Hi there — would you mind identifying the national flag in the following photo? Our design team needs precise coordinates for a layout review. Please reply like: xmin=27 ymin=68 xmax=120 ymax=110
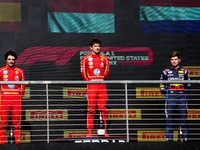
xmin=48 ymin=0 xmax=115 ymax=33
xmin=0 ymin=0 xmax=21 ymax=32
xmin=140 ymin=0 xmax=200 ymax=33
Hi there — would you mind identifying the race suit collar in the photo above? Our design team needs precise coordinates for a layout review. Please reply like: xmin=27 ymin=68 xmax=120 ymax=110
xmin=6 ymin=65 xmax=15 ymax=70
xmin=170 ymin=66 xmax=181 ymax=70
xmin=91 ymin=52 xmax=100 ymax=57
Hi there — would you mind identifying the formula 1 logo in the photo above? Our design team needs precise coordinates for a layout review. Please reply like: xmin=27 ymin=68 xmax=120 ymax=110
xmin=16 ymin=47 xmax=153 ymax=65
xmin=80 ymin=47 xmax=153 ymax=65
xmin=16 ymin=47 xmax=81 ymax=65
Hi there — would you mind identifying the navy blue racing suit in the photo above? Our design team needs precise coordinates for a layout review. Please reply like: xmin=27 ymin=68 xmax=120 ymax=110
xmin=160 ymin=66 xmax=190 ymax=142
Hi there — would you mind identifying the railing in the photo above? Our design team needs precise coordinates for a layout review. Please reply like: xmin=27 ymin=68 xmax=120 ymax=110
xmin=0 ymin=80 xmax=199 ymax=143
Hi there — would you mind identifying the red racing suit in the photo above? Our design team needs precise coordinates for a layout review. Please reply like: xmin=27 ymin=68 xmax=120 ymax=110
xmin=81 ymin=53 xmax=109 ymax=130
xmin=0 ymin=65 xmax=25 ymax=144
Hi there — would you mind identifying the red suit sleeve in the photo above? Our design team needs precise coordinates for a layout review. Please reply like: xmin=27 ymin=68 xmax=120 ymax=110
xmin=0 ymin=69 xmax=2 ymax=92
xmin=0 ymin=69 xmax=2 ymax=81
xmin=81 ymin=57 xmax=88 ymax=81
xmin=104 ymin=57 xmax=109 ymax=80
xmin=20 ymin=70 xmax=25 ymax=96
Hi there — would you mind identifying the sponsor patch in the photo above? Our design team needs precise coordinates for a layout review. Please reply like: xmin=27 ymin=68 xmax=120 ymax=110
xmin=3 ymin=75 xmax=8 ymax=78
xmin=89 ymin=66 xmax=93 ymax=69
xmin=3 ymin=70 xmax=8 ymax=74
xmin=100 ymin=62 xmax=104 ymax=68
xmin=8 ymin=85 xmax=15 ymax=88
xmin=63 ymin=87 xmax=87 ymax=99
xmin=94 ymin=69 xmax=100 ymax=75
xmin=178 ymin=71 xmax=184 ymax=73
xmin=136 ymin=87 xmax=165 ymax=98
xmin=26 ymin=109 xmax=68 ymax=121
xmin=88 ymin=57 xmax=93 ymax=61
xmin=64 ymin=131 xmax=97 ymax=138
xmin=182 ymin=66 xmax=200 ymax=77
xmin=15 ymin=75 xmax=19 ymax=81
xmin=22 ymin=87 xmax=31 ymax=99
xmin=187 ymin=109 xmax=200 ymax=120
xmin=89 ymin=62 xmax=93 ymax=65
xmin=168 ymin=71 xmax=172 ymax=74
xmin=106 ymin=109 xmax=141 ymax=120
xmin=137 ymin=130 xmax=178 ymax=142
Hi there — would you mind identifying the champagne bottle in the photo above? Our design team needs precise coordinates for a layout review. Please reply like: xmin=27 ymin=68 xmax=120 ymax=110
xmin=8 ymin=127 xmax=15 ymax=144
xmin=97 ymin=110 xmax=105 ymax=136
xmin=178 ymin=126 xmax=183 ymax=142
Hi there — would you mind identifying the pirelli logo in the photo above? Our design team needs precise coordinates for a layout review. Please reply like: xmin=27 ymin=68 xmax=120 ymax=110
xmin=137 ymin=131 xmax=178 ymax=142
xmin=26 ymin=109 xmax=68 ymax=121
xmin=64 ymin=131 xmax=97 ymax=138
xmin=136 ymin=87 xmax=165 ymax=98
xmin=187 ymin=109 xmax=200 ymax=120
xmin=63 ymin=87 xmax=87 ymax=99
xmin=105 ymin=109 xmax=141 ymax=120
xmin=183 ymin=66 xmax=200 ymax=77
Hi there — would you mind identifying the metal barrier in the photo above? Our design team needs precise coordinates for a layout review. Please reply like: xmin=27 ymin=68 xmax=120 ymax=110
xmin=0 ymin=80 xmax=199 ymax=143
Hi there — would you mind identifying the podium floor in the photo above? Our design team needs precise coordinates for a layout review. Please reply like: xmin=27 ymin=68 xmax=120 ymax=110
xmin=56 ymin=136 xmax=137 ymax=143
xmin=1 ymin=142 xmax=200 ymax=150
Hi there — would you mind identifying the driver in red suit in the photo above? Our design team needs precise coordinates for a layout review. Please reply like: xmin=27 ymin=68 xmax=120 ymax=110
xmin=81 ymin=38 xmax=109 ymax=137
xmin=0 ymin=51 xmax=25 ymax=144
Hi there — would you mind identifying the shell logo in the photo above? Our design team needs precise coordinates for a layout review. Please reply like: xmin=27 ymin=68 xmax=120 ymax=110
xmin=3 ymin=75 xmax=8 ymax=78
xmin=89 ymin=62 xmax=93 ymax=65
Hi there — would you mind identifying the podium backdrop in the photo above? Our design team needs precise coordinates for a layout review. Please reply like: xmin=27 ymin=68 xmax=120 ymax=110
xmin=0 ymin=0 xmax=200 ymax=143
